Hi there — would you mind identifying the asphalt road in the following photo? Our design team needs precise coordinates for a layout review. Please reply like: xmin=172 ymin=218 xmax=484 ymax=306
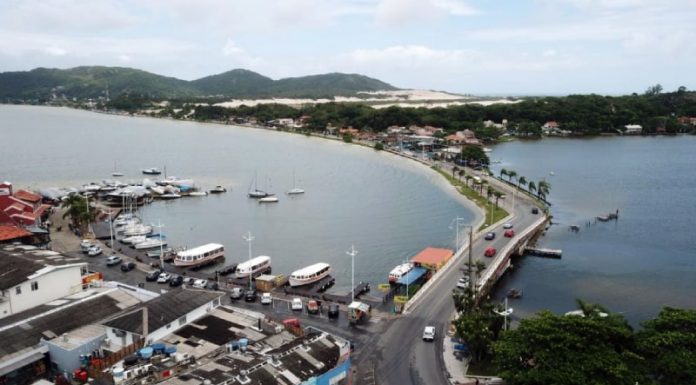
xmin=376 ymin=164 xmax=542 ymax=385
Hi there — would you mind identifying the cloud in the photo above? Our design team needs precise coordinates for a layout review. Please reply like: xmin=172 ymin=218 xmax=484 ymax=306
xmin=375 ymin=0 xmax=477 ymax=25
xmin=220 ymin=39 xmax=264 ymax=69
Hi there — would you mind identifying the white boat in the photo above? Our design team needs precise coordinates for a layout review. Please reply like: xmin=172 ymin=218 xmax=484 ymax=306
xmin=289 ymin=262 xmax=331 ymax=287
xmin=112 ymin=172 xmax=124 ymax=177
xmin=121 ymin=224 xmax=153 ymax=236
xmin=159 ymin=193 xmax=181 ymax=200
xmin=121 ymin=235 xmax=147 ymax=244
xmin=210 ymin=185 xmax=227 ymax=193
xmin=142 ymin=167 xmax=162 ymax=175
xmin=134 ymin=239 xmax=168 ymax=250
xmin=235 ymin=255 xmax=272 ymax=278
xmin=388 ymin=262 xmax=414 ymax=284
xmin=150 ymin=186 xmax=166 ymax=195
xmin=248 ymin=172 xmax=271 ymax=198
xmin=258 ymin=196 xmax=279 ymax=203
xmin=188 ymin=191 xmax=208 ymax=197
xmin=287 ymin=170 xmax=305 ymax=195
xmin=174 ymin=243 xmax=225 ymax=267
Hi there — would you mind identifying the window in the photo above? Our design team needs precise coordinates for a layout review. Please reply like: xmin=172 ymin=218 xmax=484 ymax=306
xmin=15 ymin=286 xmax=21 ymax=295
xmin=31 ymin=282 xmax=39 ymax=291
xmin=178 ymin=315 xmax=187 ymax=326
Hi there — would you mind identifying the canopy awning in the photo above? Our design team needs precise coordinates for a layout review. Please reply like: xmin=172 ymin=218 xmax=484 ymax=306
xmin=397 ymin=267 xmax=428 ymax=286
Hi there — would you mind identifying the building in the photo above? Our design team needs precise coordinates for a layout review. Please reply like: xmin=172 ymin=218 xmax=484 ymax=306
xmin=0 ymin=225 xmax=32 ymax=245
xmin=0 ymin=182 xmax=52 ymax=227
xmin=103 ymin=289 xmax=224 ymax=348
xmin=411 ymin=247 xmax=454 ymax=271
xmin=677 ymin=116 xmax=696 ymax=126
xmin=0 ymin=249 xmax=87 ymax=319
xmin=446 ymin=129 xmax=481 ymax=146
xmin=623 ymin=124 xmax=643 ymax=134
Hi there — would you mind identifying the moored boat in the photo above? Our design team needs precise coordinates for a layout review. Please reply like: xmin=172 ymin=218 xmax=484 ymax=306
xmin=210 ymin=185 xmax=227 ymax=193
xmin=235 ymin=255 xmax=272 ymax=278
xmin=258 ymin=196 xmax=279 ymax=203
xmin=134 ymin=238 xmax=168 ymax=250
xmin=142 ymin=167 xmax=162 ymax=175
xmin=174 ymin=243 xmax=225 ymax=267
xmin=388 ymin=262 xmax=414 ymax=284
xmin=159 ymin=193 xmax=181 ymax=200
xmin=188 ymin=191 xmax=208 ymax=197
xmin=289 ymin=262 xmax=331 ymax=287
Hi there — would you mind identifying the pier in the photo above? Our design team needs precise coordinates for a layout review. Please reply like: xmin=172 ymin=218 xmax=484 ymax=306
xmin=523 ymin=247 xmax=562 ymax=259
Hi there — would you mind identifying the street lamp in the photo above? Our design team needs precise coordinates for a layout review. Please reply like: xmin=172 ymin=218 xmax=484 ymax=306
xmin=155 ymin=220 xmax=165 ymax=269
xmin=449 ymin=216 xmax=466 ymax=252
xmin=493 ymin=297 xmax=514 ymax=331
xmin=243 ymin=231 xmax=255 ymax=290
xmin=346 ymin=245 xmax=358 ymax=303
xmin=450 ymin=217 xmax=475 ymax=294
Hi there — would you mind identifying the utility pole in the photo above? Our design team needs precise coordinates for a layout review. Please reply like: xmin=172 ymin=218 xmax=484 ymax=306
xmin=156 ymin=220 xmax=164 ymax=269
xmin=243 ymin=232 xmax=254 ymax=290
xmin=347 ymin=245 xmax=358 ymax=303
xmin=468 ymin=226 xmax=474 ymax=294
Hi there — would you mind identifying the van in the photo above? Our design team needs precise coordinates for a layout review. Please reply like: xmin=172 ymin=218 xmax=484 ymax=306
xmin=230 ymin=287 xmax=243 ymax=300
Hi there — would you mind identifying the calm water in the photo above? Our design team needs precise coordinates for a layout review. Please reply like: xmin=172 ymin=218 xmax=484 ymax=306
xmin=490 ymin=137 xmax=696 ymax=324
xmin=0 ymin=105 xmax=477 ymax=290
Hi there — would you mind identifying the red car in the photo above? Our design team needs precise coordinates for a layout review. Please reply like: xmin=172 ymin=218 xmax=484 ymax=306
xmin=504 ymin=230 xmax=515 ymax=238
xmin=484 ymin=247 xmax=497 ymax=257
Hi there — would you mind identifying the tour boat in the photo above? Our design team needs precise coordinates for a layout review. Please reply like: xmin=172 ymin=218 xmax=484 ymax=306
xmin=210 ymin=185 xmax=227 ymax=193
xmin=289 ymin=262 xmax=332 ymax=287
xmin=142 ymin=167 xmax=162 ymax=175
xmin=174 ymin=243 xmax=225 ymax=267
xmin=234 ymin=255 xmax=272 ymax=278
xmin=258 ymin=196 xmax=279 ymax=203
xmin=388 ymin=262 xmax=414 ymax=284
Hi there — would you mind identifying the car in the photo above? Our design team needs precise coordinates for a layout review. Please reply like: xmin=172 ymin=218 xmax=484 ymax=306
xmin=80 ymin=240 xmax=93 ymax=253
xmin=503 ymin=223 xmax=513 ymax=229
xmin=230 ymin=287 xmax=243 ymax=300
xmin=145 ymin=269 xmax=162 ymax=281
xmin=423 ymin=326 xmax=436 ymax=342
xmin=291 ymin=297 xmax=303 ymax=311
xmin=87 ymin=246 xmax=102 ymax=257
xmin=504 ymin=229 xmax=515 ymax=238
xmin=244 ymin=289 xmax=257 ymax=302
xmin=192 ymin=279 xmax=208 ymax=289
xmin=531 ymin=207 xmax=539 ymax=214
xmin=456 ymin=277 xmax=470 ymax=289
xmin=183 ymin=277 xmax=196 ymax=286
xmin=169 ymin=275 xmax=184 ymax=287
xmin=306 ymin=300 xmax=320 ymax=314
xmin=328 ymin=303 xmax=340 ymax=319
xmin=260 ymin=293 xmax=272 ymax=305
xmin=106 ymin=255 xmax=122 ymax=266
xmin=157 ymin=272 xmax=172 ymax=283
xmin=484 ymin=232 xmax=496 ymax=240
xmin=484 ymin=247 xmax=497 ymax=257
xmin=120 ymin=262 xmax=135 ymax=272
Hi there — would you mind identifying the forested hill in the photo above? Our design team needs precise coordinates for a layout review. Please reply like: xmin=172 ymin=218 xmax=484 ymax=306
xmin=0 ymin=66 xmax=397 ymax=100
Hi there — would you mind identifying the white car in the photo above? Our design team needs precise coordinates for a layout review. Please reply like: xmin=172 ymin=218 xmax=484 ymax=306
xmin=106 ymin=255 xmax=122 ymax=266
xmin=261 ymin=293 xmax=272 ymax=305
xmin=87 ymin=246 xmax=102 ymax=257
xmin=503 ymin=223 xmax=514 ymax=229
xmin=423 ymin=326 xmax=436 ymax=342
xmin=456 ymin=277 xmax=470 ymax=289
xmin=157 ymin=272 xmax=172 ymax=283
xmin=80 ymin=240 xmax=93 ymax=253
xmin=291 ymin=297 xmax=303 ymax=311
xmin=192 ymin=279 xmax=208 ymax=289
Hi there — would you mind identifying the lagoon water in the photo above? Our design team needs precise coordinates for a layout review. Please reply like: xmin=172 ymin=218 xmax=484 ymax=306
xmin=0 ymin=105 xmax=476 ymax=291
xmin=489 ymin=137 xmax=696 ymax=324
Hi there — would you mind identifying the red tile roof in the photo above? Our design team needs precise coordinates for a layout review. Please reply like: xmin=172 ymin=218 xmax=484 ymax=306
xmin=0 ymin=225 xmax=32 ymax=241
xmin=411 ymin=247 xmax=454 ymax=265
xmin=13 ymin=190 xmax=41 ymax=203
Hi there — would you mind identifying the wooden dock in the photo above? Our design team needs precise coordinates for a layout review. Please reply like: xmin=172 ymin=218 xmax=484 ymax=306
xmin=523 ymin=247 xmax=562 ymax=258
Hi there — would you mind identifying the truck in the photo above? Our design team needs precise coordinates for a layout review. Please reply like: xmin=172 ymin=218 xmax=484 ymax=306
xmin=347 ymin=301 xmax=371 ymax=324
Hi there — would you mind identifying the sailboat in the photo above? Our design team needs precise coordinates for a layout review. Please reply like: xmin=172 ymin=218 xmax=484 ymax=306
xmin=112 ymin=161 xmax=123 ymax=177
xmin=248 ymin=172 xmax=272 ymax=198
xmin=286 ymin=170 xmax=305 ymax=195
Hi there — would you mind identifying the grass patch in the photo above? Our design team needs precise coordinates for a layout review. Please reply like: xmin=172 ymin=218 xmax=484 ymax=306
xmin=433 ymin=166 xmax=509 ymax=228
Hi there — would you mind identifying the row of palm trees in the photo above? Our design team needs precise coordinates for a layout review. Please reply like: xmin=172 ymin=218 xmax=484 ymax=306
xmin=451 ymin=166 xmax=505 ymax=208
xmin=499 ymin=168 xmax=551 ymax=201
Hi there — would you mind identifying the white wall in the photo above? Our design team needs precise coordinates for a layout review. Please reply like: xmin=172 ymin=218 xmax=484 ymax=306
xmin=3 ymin=266 xmax=83 ymax=318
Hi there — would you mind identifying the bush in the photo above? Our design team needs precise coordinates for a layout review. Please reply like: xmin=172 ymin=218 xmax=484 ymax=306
xmin=374 ymin=142 xmax=384 ymax=151
xmin=342 ymin=133 xmax=353 ymax=143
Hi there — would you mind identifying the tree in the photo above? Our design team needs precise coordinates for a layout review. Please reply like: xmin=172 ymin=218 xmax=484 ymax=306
xmin=493 ymin=190 xmax=503 ymax=208
xmin=527 ymin=181 xmax=536 ymax=195
xmin=507 ymin=170 xmax=517 ymax=183
xmin=453 ymin=300 xmax=505 ymax=364
xmin=452 ymin=165 xmax=459 ymax=179
xmin=537 ymin=180 xmax=551 ymax=200
xmin=374 ymin=142 xmax=384 ymax=151
xmin=458 ymin=169 xmax=465 ymax=181
xmin=61 ymin=194 xmax=95 ymax=236
xmin=517 ymin=176 xmax=527 ymax=190
xmin=342 ymin=133 xmax=353 ymax=143
xmin=645 ymin=84 xmax=663 ymax=96
xmin=500 ymin=168 xmax=508 ymax=179
xmin=464 ymin=175 xmax=473 ymax=187
xmin=494 ymin=305 xmax=645 ymax=385
xmin=636 ymin=307 xmax=696 ymax=385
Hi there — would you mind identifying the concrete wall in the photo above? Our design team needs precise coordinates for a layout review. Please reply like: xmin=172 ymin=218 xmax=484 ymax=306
xmin=43 ymin=333 xmax=106 ymax=373
xmin=4 ymin=265 xmax=83 ymax=318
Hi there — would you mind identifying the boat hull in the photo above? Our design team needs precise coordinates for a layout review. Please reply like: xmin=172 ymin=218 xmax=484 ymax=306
xmin=173 ymin=253 xmax=223 ymax=267
xmin=289 ymin=267 xmax=332 ymax=287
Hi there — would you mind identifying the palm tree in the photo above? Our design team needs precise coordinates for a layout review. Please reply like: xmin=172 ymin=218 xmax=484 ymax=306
xmin=458 ymin=169 xmax=465 ymax=182
xmin=507 ymin=170 xmax=517 ymax=184
xmin=537 ymin=180 xmax=551 ymax=200
xmin=493 ymin=191 xmax=503 ymax=208
xmin=465 ymin=175 xmax=473 ymax=187
xmin=499 ymin=168 xmax=508 ymax=179
xmin=61 ymin=194 xmax=96 ymax=236
xmin=528 ymin=181 xmax=537 ymax=195
xmin=517 ymin=176 xmax=527 ymax=190
xmin=452 ymin=165 xmax=459 ymax=179
xmin=486 ymin=185 xmax=493 ymax=202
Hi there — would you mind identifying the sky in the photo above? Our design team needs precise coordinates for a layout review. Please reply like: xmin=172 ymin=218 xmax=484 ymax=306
xmin=0 ymin=0 xmax=695 ymax=95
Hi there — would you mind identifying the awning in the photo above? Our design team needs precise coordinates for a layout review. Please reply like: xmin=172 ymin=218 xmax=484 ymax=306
xmin=397 ymin=267 xmax=428 ymax=286
xmin=0 ymin=348 xmax=48 ymax=376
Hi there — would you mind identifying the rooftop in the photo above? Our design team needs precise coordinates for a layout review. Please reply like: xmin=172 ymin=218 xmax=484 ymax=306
xmin=0 ymin=225 xmax=32 ymax=242
xmin=13 ymin=189 xmax=42 ymax=203
xmin=0 ymin=248 xmax=86 ymax=290
xmin=411 ymin=247 xmax=454 ymax=266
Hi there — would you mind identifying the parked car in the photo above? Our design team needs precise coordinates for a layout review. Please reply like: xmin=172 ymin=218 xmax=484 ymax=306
xmin=183 ymin=277 xmax=196 ymax=286
xmin=261 ymin=293 xmax=272 ymax=305
xmin=328 ymin=303 xmax=340 ymax=319
xmin=484 ymin=232 xmax=496 ymax=240
xmin=230 ymin=287 xmax=243 ymax=300
xmin=120 ymin=262 xmax=135 ymax=272
xmin=106 ymin=255 xmax=122 ymax=266
xmin=456 ymin=277 xmax=470 ymax=289
xmin=169 ymin=275 xmax=184 ymax=287
xmin=423 ymin=326 xmax=436 ymax=342
xmin=80 ymin=240 xmax=93 ymax=253
xmin=504 ymin=229 xmax=515 ymax=238
xmin=146 ymin=269 xmax=162 ymax=281
xmin=157 ymin=272 xmax=172 ymax=283
xmin=531 ymin=207 xmax=539 ymax=214
xmin=192 ymin=279 xmax=208 ymax=289
xmin=306 ymin=300 xmax=320 ymax=314
xmin=87 ymin=246 xmax=102 ymax=257
xmin=291 ymin=298 xmax=303 ymax=311
xmin=484 ymin=247 xmax=497 ymax=257
xmin=244 ymin=289 xmax=257 ymax=302
xmin=503 ymin=223 xmax=513 ymax=229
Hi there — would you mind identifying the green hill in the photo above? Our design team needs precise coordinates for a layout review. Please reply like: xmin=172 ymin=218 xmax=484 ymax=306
xmin=0 ymin=66 xmax=397 ymax=101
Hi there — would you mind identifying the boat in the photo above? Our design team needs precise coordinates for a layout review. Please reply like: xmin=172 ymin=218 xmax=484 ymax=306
xmin=289 ymin=262 xmax=331 ymax=287
xmin=209 ymin=185 xmax=227 ymax=193
xmin=142 ymin=168 xmax=162 ymax=175
xmin=287 ymin=170 xmax=305 ymax=195
xmin=134 ymin=238 xmax=168 ymax=250
xmin=388 ymin=262 xmax=414 ymax=284
xmin=506 ymin=288 xmax=523 ymax=299
xmin=112 ymin=161 xmax=123 ymax=177
xmin=174 ymin=243 xmax=225 ymax=267
xmin=121 ymin=224 xmax=153 ymax=237
xmin=258 ymin=196 xmax=279 ymax=203
xmin=235 ymin=255 xmax=272 ymax=278
xmin=248 ymin=172 xmax=271 ymax=198
xmin=159 ymin=193 xmax=181 ymax=200
xmin=121 ymin=235 xmax=147 ymax=244
xmin=188 ymin=191 xmax=208 ymax=197
xmin=147 ymin=248 xmax=173 ymax=258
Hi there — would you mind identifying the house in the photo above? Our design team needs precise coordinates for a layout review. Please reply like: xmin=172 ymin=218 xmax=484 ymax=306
xmin=0 ymin=224 xmax=33 ymax=245
xmin=483 ymin=120 xmax=506 ymax=129
xmin=542 ymin=121 xmax=571 ymax=136
xmin=677 ymin=116 xmax=696 ymax=126
xmin=0 ymin=250 xmax=88 ymax=319
xmin=446 ymin=129 xmax=481 ymax=146
xmin=0 ymin=182 xmax=52 ymax=227
xmin=624 ymin=124 xmax=643 ymax=135
xmin=411 ymin=247 xmax=454 ymax=271
xmin=338 ymin=127 xmax=360 ymax=136
xmin=102 ymin=289 xmax=224 ymax=347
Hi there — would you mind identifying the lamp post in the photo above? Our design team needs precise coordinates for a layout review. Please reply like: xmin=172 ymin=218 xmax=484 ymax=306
xmin=450 ymin=217 xmax=474 ymax=294
xmin=243 ymin=232 xmax=255 ymax=290
xmin=493 ymin=297 xmax=514 ymax=331
xmin=346 ymin=245 xmax=358 ymax=303
xmin=155 ymin=220 xmax=164 ymax=269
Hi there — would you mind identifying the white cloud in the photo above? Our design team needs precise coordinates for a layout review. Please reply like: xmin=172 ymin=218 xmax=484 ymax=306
xmin=45 ymin=45 xmax=68 ymax=56
xmin=375 ymin=0 xmax=477 ymax=25
xmin=543 ymin=49 xmax=557 ymax=57
xmin=220 ymin=39 xmax=264 ymax=69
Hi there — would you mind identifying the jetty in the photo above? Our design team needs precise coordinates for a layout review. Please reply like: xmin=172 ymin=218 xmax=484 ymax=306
xmin=523 ymin=247 xmax=562 ymax=259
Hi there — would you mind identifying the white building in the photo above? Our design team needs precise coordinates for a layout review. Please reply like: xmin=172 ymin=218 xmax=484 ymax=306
xmin=0 ymin=250 xmax=87 ymax=319
xmin=624 ymin=124 xmax=643 ymax=134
